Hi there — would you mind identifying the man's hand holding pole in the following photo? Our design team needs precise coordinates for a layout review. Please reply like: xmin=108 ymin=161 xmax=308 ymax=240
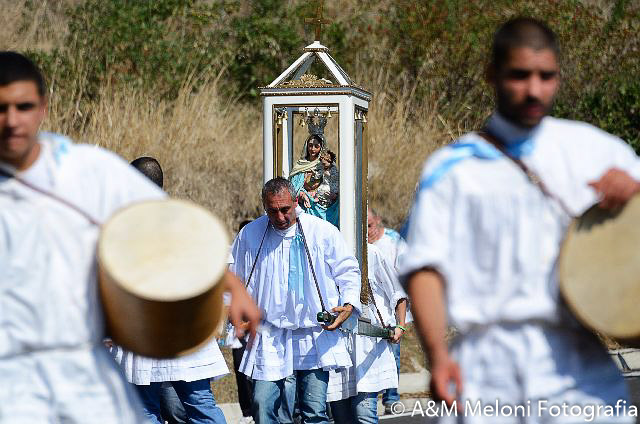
xmin=322 ymin=304 xmax=353 ymax=331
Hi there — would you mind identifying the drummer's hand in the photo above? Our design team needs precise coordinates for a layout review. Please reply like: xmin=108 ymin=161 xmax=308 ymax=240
xmin=322 ymin=304 xmax=353 ymax=331
xmin=430 ymin=353 xmax=463 ymax=410
xmin=589 ymin=168 xmax=640 ymax=211
xmin=225 ymin=271 xmax=261 ymax=340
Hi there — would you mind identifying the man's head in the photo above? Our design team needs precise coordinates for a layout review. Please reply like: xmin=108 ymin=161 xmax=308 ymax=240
xmin=131 ymin=156 xmax=163 ymax=188
xmin=487 ymin=18 xmax=560 ymax=128
xmin=262 ymin=177 xmax=298 ymax=230
xmin=367 ymin=207 xmax=383 ymax=242
xmin=0 ymin=52 xmax=48 ymax=170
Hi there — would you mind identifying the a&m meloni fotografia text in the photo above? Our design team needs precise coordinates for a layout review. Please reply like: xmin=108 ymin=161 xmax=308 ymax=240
xmin=389 ymin=399 xmax=638 ymax=422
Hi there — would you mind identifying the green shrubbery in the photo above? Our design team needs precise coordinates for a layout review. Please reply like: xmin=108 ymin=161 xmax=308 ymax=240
xmin=23 ymin=0 xmax=640 ymax=149
xmin=372 ymin=0 xmax=640 ymax=145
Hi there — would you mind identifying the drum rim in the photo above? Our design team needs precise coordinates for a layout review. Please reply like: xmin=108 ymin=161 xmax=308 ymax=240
xmin=558 ymin=197 xmax=640 ymax=341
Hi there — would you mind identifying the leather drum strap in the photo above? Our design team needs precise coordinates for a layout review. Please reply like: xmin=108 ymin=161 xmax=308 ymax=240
xmin=479 ymin=130 xmax=574 ymax=218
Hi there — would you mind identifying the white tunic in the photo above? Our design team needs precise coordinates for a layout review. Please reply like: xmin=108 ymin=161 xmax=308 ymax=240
xmin=0 ymin=133 xmax=163 ymax=423
xmin=111 ymin=338 xmax=229 ymax=385
xmin=373 ymin=228 xmax=412 ymax=323
xmin=373 ymin=228 xmax=407 ymax=271
xmin=229 ymin=213 xmax=361 ymax=381
xmin=327 ymin=244 xmax=404 ymax=401
xmin=399 ymin=114 xmax=637 ymax=422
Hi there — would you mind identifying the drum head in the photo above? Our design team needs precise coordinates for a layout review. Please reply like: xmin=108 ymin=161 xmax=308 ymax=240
xmin=559 ymin=195 xmax=640 ymax=343
xmin=100 ymin=199 xmax=228 ymax=301
xmin=98 ymin=199 xmax=229 ymax=357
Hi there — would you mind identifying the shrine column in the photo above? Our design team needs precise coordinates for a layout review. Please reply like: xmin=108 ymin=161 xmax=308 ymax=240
xmin=339 ymin=98 xmax=356 ymax=252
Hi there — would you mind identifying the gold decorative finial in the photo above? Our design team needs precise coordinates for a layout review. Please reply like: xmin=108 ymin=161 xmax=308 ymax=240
xmin=304 ymin=0 xmax=331 ymax=41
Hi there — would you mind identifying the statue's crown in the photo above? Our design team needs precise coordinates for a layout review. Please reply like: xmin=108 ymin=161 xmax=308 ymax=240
xmin=306 ymin=111 xmax=328 ymax=137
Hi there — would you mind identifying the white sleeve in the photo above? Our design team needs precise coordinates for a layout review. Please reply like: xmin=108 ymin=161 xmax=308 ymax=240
xmin=80 ymin=146 xmax=166 ymax=222
xmin=606 ymin=132 xmax=640 ymax=181
xmin=228 ymin=232 xmax=245 ymax=282
xmin=398 ymin=159 xmax=455 ymax=289
xmin=375 ymin=250 xmax=407 ymax=309
xmin=325 ymin=226 xmax=362 ymax=312
xmin=394 ymin=237 xmax=408 ymax=270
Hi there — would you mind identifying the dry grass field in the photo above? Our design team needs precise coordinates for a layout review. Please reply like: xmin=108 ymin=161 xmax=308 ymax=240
xmin=0 ymin=0 xmax=461 ymax=232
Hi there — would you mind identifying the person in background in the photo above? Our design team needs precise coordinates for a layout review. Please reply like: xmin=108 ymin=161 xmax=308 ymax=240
xmin=229 ymin=177 xmax=361 ymax=424
xmin=367 ymin=207 xmax=408 ymax=414
xmin=130 ymin=156 xmax=187 ymax=424
xmin=328 ymin=243 xmax=407 ymax=424
xmin=226 ymin=219 xmax=257 ymax=424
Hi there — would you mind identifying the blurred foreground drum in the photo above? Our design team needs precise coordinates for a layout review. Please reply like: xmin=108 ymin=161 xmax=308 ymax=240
xmin=559 ymin=195 xmax=640 ymax=346
xmin=98 ymin=199 xmax=229 ymax=358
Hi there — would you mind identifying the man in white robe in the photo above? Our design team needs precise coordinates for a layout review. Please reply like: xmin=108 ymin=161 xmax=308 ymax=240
xmin=366 ymin=208 xmax=408 ymax=413
xmin=327 ymin=243 xmax=407 ymax=424
xmin=0 ymin=51 xmax=261 ymax=423
xmin=0 ymin=51 xmax=160 ymax=423
xmin=367 ymin=208 xmax=407 ymax=271
xmin=229 ymin=177 xmax=361 ymax=424
xmin=401 ymin=18 xmax=639 ymax=423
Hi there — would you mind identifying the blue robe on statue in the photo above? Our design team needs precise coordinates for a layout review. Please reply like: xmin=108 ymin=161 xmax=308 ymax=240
xmin=290 ymin=172 xmax=339 ymax=228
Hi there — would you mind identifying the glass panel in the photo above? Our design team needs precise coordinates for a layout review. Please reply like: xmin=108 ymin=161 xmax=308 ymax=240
xmin=288 ymin=106 xmax=340 ymax=230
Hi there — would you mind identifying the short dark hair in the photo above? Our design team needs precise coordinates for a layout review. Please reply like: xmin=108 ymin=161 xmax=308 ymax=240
xmin=131 ymin=156 xmax=163 ymax=188
xmin=491 ymin=18 xmax=559 ymax=70
xmin=0 ymin=51 xmax=47 ymax=97
xmin=262 ymin=177 xmax=295 ymax=204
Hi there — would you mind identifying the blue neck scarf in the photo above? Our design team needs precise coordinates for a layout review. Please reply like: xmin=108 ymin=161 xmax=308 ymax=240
xmin=418 ymin=113 xmax=541 ymax=192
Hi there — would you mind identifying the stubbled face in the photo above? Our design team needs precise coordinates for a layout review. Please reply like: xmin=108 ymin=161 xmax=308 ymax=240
xmin=307 ymin=138 xmax=322 ymax=161
xmin=0 ymin=80 xmax=46 ymax=170
xmin=264 ymin=189 xmax=297 ymax=230
xmin=491 ymin=47 xmax=559 ymax=128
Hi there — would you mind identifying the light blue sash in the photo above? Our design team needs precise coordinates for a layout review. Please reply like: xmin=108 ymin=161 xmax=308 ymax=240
xmin=288 ymin=232 xmax=306 ymax=302
xmin=418 ymin=137 xmax=533 ymax=191
xmin=402 ymin=136 xmax=533 ymax=239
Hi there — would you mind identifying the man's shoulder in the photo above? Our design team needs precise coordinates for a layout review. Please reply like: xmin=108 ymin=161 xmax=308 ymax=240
xmin=542 ymin=116 xmax=619 ymax=141
xmin=40 ymin=133 xmax=132 ymax=173
xmin=383 ymin=228 xmax=401 ymax=241
xmin=40 ymin=132 xmax=104 ymax=156
xmin=298 ymin=214 xmax=344 ymax=245
xmin=299 ymin=213 xmax=339 ymax=235
xmin=237 ymin=215 xmax=269 ymax=239
xmin=245 ymin=215 xmax=269 ymax=231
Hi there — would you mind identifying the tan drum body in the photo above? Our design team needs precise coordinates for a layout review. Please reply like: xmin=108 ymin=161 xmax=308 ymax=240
xmin=98 ymin=199 xmax=229 ymax=358
xmin=559 ymin=195 xmax=640 ymax=346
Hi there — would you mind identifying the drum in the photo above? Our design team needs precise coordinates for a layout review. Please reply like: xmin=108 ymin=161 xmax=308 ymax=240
xmin=559 ymin=195 xmax=640 ymax=346
xmin=98 ymin=199 xmax=229 ymax=357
